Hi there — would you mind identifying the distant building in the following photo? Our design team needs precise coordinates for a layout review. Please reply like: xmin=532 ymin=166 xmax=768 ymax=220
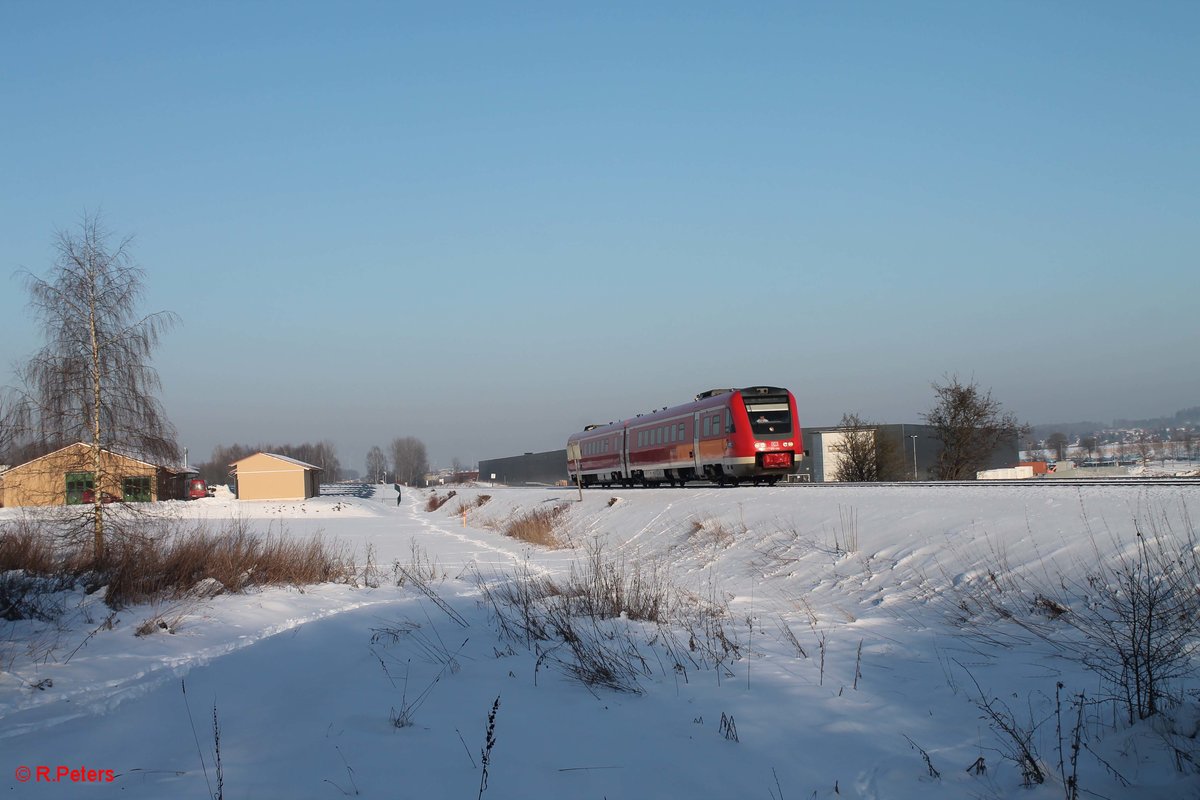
xmin=423 ymin=470 xmax=481 ymax=486
xmin=230 ymin=452 xmax=322 ymax=500
xmin=478 ymin=450 xmax=569 ymax=486
xmin=0 ymin=442 xmax=191 ymax=507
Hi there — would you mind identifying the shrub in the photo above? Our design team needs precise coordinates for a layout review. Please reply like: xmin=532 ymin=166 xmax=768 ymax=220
xmin=953 ymin=506 xmax=1200 ymax=725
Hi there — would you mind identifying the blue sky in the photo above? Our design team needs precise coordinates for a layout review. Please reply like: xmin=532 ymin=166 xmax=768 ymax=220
xmin=2 ymin=2 xmax=1197 ymax=471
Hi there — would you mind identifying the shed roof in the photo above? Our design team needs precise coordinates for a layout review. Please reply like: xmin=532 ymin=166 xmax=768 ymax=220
xmin=4 ymin=441 xmax=165 ymax=473
xmin=230 ymin=452 xmax=323 ymax=471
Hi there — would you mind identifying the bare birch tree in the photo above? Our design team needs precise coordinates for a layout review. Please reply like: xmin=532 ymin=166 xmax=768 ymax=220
xmin=13 ymin=213 xmax=178 ymax=562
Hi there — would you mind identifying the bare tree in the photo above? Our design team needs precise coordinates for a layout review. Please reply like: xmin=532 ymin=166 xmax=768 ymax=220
xmin=1081 ymin=436 xmax=1099 ymax=459
xmin=365 ymin=445 xmax=388 ymax=484
xmin=1133 ymin=433 xmax=1153 ymax=466
xmin=1046 ymin=432 xmax=1068 ymax=462
xmin=11 ymin=214 xmax=178 ymax=561
xmin=922 ymin=375 xmax=1023 ymax=480
xmin=829 ymin=413 xmax=897 ymax=482
xmin=390 ymin=436 xmax=429 ymax=486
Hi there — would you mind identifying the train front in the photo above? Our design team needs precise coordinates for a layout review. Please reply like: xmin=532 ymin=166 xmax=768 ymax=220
xmin=729 ymin=386 xmax=802 ymax=482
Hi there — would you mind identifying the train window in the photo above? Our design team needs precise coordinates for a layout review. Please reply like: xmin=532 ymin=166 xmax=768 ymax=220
xmin=678 ymin=422 xmax=685 ymax=440
xmin=702 ymin=417 xmax=711 ymax=437
xmin=747 ymin=404 xmax=792 ymax=437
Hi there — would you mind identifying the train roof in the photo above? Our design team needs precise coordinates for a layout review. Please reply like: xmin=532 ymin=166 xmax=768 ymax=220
xmin=568 ymin=386 xmax=792 ymax=439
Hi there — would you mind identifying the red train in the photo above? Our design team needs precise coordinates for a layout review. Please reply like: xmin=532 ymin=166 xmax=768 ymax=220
xmin=566 ymin=386 xmax=803 ymax=487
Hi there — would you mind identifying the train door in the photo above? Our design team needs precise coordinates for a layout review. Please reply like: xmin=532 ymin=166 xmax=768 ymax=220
xmin=692 ymin=411 xmax=703 ymax=476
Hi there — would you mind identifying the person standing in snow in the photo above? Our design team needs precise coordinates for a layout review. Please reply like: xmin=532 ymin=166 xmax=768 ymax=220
xmin=395 ymin=483 xmax=402 ymax=505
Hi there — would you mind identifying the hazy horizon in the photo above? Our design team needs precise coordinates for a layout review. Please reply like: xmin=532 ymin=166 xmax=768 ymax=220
xmin=3 ymin=3 xmax=1197 ymax=472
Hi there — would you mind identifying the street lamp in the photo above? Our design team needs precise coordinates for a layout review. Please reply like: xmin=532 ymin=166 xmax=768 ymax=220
xmin=910 ymin=435 xmax=919 ymax=481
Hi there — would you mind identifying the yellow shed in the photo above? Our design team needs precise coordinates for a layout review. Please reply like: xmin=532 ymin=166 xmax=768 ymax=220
xmin=230 ymin=452 xmax=322 ymax=501
xmin=0 ymin=442 xmax=171 ymax=507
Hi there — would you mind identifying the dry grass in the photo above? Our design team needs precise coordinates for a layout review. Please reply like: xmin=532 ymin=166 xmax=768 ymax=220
xmin=503 ymin=504 xmax=569 ymax=548
xmin=559 ymin=541 xmax=670 ymax=623
xmin=0 ymin=518 xmax=59 ymax=575
xmin=425 ymin=490 xmax=457 ymax=512
xmin=105 ymin=523 xmax=351 ymax=607
xmin=688 ymin=516 xmax=737 ymax=549
xmin=476 ymin=543 xmax=735 ymax=693
xmin=0 ymin=516 xmax=352 ymax=613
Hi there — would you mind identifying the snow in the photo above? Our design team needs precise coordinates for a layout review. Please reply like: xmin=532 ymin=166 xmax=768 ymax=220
xmin=3 ymin=482 xmax=1200 ymax=798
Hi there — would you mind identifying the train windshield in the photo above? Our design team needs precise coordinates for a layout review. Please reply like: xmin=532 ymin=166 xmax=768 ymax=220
xmin=744 ymin=399 xmax=792 ymax=438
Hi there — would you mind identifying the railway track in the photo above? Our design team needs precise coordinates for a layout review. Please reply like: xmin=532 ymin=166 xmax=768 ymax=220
xmin=782 ymin=477 xmax=1200 ymax=488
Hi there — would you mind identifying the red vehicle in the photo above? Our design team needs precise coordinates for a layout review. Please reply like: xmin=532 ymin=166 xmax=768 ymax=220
xmin=567 ymin=386 xmax=803 ymax=488
xmin=187 ymin=477 xmax=209 ymax=499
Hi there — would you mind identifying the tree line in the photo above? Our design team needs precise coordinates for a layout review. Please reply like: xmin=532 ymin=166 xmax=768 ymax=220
xmin=195 ymin=440 xmax=343 ymax=486
xmin=364 ymin=437 xmax=430 ymax=486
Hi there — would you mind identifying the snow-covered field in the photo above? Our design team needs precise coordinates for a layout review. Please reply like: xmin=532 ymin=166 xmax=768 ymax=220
xmin=3 ymin=482 xmax=1199 ymax=798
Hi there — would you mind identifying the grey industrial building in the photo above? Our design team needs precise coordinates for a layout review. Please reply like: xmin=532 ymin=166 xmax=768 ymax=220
xmin=478 ymin=450 xmax=569 ymax=486
xmin=800 ymin=423 xmax=1018 ymax=482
